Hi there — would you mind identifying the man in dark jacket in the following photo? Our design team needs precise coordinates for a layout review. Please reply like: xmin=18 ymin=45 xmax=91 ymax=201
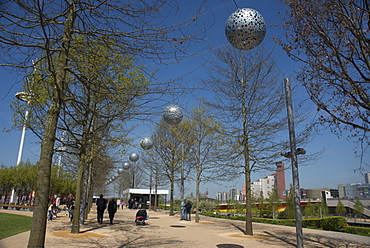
xmin=108 ymin=198 xmax=117 ymax=224
xmin=185 ymin=200 xmax=192 ymax=221
xmin=96 ymin=194 xmax=108 ymax=224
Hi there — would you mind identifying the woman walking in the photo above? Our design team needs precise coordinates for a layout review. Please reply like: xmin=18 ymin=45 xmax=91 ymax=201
xmin=108 ymin=198 xmax=117 ymax=224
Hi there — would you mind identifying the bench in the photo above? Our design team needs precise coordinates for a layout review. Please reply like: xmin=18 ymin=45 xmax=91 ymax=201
xmin=0 ymin=204 xmax=35 ymax=211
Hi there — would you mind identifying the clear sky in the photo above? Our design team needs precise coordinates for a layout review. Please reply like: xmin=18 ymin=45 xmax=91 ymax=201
xmin=0 ymin=0 xmax=368 ymax=199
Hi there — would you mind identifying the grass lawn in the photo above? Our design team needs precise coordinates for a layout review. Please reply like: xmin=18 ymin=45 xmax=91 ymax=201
xmin=0 ymin=213 xmax=32 ymax=239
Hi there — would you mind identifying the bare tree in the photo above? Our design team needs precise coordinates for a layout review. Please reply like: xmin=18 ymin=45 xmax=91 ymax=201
xmin=151 ymin=118 xmax=194 ymax=216
xmin=141 ymin=152 xmax=169 ymax=211
xmin=187 ymin=106 xmax=238 ymax=223
xmin=0 ymin=1 xmax=207 ymax=246
xmin=202 ymin=46 xmax=290 ymax=236
xmin=276 ymin=0 xmax=370 ymax=161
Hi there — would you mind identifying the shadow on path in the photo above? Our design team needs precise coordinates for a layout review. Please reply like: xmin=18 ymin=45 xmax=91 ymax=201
xmin=263 ymin=231 xmax=296 ymax=247
xmin=230 ymin=223 xmax=246 ymax=235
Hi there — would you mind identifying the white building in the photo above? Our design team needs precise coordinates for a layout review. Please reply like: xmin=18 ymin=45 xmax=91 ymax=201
xmin=251 ymin=175 xmax=276 ymax=199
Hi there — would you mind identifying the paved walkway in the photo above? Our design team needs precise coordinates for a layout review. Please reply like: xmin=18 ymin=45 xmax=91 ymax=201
xmin=1 ymin=207 xmax=370 ymax=247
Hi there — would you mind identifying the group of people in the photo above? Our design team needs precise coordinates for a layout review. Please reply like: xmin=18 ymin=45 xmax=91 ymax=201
xmin=180 ymin=199 xmax=192 ymax=221
xmin=128 ymin=197 xmax=145 ymax=209
xmin=96 ymin=194 xmax=120 ymax=224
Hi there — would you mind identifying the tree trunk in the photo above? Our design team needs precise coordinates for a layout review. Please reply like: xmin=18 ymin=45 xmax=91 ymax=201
xmin=244 ymin=166 xmax=253 ymax=236
xmin=27 ymin=2 xmax=76 ymax=247
xmin=195 ymin=167 xmax=201 ymax=223
xmin=27 ymin=101 xmax=59 ymax=246
xmin=85 ymin=161 xmax=93 ymax=219
xmin=241 ymin=75 xmax=253 ymax=236
xmin=169 ymin=170 xmax=174 ymax=216
xmin=79 ymin=161 xmax=89 ymax=224
xmin=71 ymin=156 xmax=86 ymax=233
xmin=154 ymin=171 xmax=158 ymax=212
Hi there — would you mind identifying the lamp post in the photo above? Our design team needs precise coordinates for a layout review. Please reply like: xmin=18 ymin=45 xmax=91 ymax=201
xmin=140 ymin=137 xmax=155 ymax=210
xmin=225 ymin=6 xmax=266 ymax=237
xmin=129 ymin=152 xmax=139 ymax=189
xmin=10 ymin=92 xmax=33 ymax=204
xmin=283 ymin=78 xmax=304 ymax=248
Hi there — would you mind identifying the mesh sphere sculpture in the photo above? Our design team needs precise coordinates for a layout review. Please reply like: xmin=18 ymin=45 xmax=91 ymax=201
xmin=140 ymin=137 xmax=154 ymax=150
xmin=225 ymin=8 xmax=266 ymax=50
xmin=163 ymin=105 xmax=183 ymax=125
xmin=129 ymin=152 xmax=139 ymax=162
xmin=123 ymin=161 xmax=131 ymax=170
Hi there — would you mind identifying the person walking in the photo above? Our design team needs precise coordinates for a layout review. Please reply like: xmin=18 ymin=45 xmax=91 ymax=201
xmin=96 ymin=194 xmax=108 ymax=224
xmin=47 ymin=202 xmax=54 ymax=221
xmin=180 ymin=199 xmax=186 ymax=220
xmin=66 ymin=194 xmax=75 ymax=218
xmin=108 ymin=198 xmax=117 ymax=224
xmin=121 ymin=200 xmax=125 ymax=209
xmin=185 ymin=200 xmax=192 ymax=221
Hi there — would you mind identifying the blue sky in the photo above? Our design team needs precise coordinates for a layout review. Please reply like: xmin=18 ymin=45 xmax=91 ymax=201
xmin=0 ymin=0 xmax=368 ymax=198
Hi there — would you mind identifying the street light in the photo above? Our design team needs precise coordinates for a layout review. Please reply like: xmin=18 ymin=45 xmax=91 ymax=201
xmin=15 ymin=92 xmax=34 ymax=166
xmin=10 ymin=91 xmax=34 ymax=204
xmin=140 ymin=137 xmax=155 ymax=210
xmin=225 ymin=5 xmax=266 ymax=237
xmin=283 ymin=78 xmax=304 ymax=248
xmin=281 ymin=148 xmax=306 ymax=158
xmin=129 ymin=152 xmax=139 ymax=189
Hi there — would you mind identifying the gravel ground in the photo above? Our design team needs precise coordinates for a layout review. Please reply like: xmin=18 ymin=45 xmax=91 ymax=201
xmin=1 ymin=207 xmax=370 ymax=248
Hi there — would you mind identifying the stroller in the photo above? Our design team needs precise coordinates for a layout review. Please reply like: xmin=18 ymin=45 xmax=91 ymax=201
xmin=135 ymin=209 xmax=148 ymax=225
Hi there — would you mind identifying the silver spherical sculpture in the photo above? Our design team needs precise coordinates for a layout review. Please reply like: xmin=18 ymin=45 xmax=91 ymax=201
xmin=129 ymin=152 xmax=139 ymax=162
xmin=225 ymin=8 xmax=266 ymax=50
xmin=123 ymin=161 xmax=131 ymax=170
xmin=163 ymin=105 xmax=183 ymax=125
xmin=140 ymin=137 xmax=154 ymax=150
xmin=118 ymin=168 xmax=124 ymax=174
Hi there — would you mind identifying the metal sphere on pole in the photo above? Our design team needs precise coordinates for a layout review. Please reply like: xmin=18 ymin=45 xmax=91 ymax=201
xmin=123 ymin=161 xmax=131 ymax=170
xmin=129 ymin=153 xmax=139 ymax=189
xmin=129 ymin=152 xmax=139 ymax=162
xmin=225 ymin=8 xmax=266 ymax=50
xmin=140 ymin=137 xmax=154 ymax=150
xmin=224 ymin=5 xmax=266 ymax=238
xmin=140 ymin=137 xmax=155 ymax=210
xmin=163 ymin=105 xmax=183 ymax=125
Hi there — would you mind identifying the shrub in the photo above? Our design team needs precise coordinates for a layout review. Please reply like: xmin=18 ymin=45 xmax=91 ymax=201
xmin=320 ymin=216 xmax=347 ymax=231
xmin=253 ymin=217 xmax=296 ymax=227
xmin=302 ymin=218 xmax=322 ymax=229
xmin=342 ymin=226 xmax=370 ymax=237
xmin=198 ymin=200 xmax=218 ymax=212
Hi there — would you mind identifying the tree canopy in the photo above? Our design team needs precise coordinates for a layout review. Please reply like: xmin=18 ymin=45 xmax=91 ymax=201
xmin=277 ymin=0 xmax=370 ymax=148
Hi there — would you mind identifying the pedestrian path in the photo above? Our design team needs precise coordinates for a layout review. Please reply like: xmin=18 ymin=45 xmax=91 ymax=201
xmin=1 ymin=207 xmax=370 ymax=247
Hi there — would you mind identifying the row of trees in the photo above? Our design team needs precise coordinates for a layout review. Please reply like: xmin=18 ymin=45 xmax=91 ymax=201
xmin=1 ymin=1 xmax=208 ymax=246
xmin=0 ymin=162 xmax=76 ymax=203
xmin=0 ymin=0 xmax=368 ymax=246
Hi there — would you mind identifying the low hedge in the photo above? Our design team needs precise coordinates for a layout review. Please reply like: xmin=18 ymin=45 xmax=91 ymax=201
xmin=200 ymin=213 xmax=349 ymax=232
xmin=320 ymin=216 xmax=347 ymax=231
xmin=342 ymin=226 xmax=370 ymax=237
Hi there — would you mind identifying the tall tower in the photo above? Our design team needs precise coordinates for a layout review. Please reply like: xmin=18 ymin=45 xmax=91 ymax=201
xmin=365 ymin=172 xmax=370 ymax=184
xmin=275 ymin=161 xmax=286 ymax=199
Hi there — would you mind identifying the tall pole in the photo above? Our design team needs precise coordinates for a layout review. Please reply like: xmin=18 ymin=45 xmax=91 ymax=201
xmin=284 ymin=78 xmax=304 ymax=248
xmin=149 ymin=167 xmax=152 ymax=210
xmin=17 ymin=109 xmax=29 ymax=165
xmin=10 ymin=92 xmax=33 ymax=204
xmin=10 ymin=109 xmax=30 ymax=204
xmin=180 ymin=144 xmax=185 ymax=200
